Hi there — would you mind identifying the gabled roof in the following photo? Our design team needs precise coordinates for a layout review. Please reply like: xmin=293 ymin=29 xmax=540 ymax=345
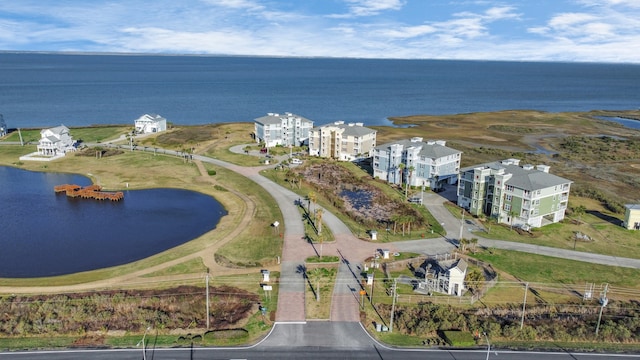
xmin=135 ymin=114 xmax=166 ymax=123
xmin=503 ymin=164 xmax=570 ymax=190
xmin=462 ymin=160 xmax=572 ymax=191
xmin=255 ymin=113 xmax=313 ymax=125
xmin=313 ymin=122 xmax=376 ymax=137
xmin=376 ymin=139 xmax=461 ymax=159
xmin=41 ymin=125 xmax=69 ymax=136
xmin=449 ymin=259 xmax=467 ymax=274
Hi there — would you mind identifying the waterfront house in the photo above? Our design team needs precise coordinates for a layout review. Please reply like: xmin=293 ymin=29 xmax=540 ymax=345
xmin=457 ymin=159 xmax=572 ymax=228
xmin=308 ymin=121 xmax=377 ymax=161
xmin=134 ymin=114 xmax=167 ymax=134
xmin=254 ymin=112 xmax=313 ymax=148
xmin=373 ymin=138 xmax=462 ymax=189
xmin=623 ymin=204 xmax=640 ymax=230
xmin=36 ymin=125 xmax=75 ymax=156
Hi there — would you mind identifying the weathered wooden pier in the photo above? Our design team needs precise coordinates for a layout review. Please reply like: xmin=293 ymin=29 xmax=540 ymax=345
xmin=54 ymin=184 xmax=124 ymax=201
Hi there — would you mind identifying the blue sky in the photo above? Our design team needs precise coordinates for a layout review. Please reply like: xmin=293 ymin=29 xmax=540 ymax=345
xmin=0 ymin=0 xmax=638 ymax=62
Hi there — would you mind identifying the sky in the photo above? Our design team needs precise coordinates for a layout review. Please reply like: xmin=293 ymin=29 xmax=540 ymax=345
xmin=0 ymin=0 xmax=638 ymax=63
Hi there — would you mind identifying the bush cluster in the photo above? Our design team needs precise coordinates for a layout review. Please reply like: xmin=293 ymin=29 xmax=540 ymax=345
xmin=0 ymin=286 xmax=258 ymax=337
xmin=373 ymin=301 xmax=640 ymax=343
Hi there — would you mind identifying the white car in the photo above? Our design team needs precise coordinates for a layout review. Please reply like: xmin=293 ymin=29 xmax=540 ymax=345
xmin=291 ymin=158 xmax=303 ymax=164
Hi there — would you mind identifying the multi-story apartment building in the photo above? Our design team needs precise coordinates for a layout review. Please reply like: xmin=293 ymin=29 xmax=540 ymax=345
xmin=373 ymin=137 xmax=462 ymax=189
xmin=254 ymin=112 xmax=313 ymax=148
xmin=457 ymin=159 xmax=572 ymax=228
xmin=308 ymin=121 xmax=377 ymax=161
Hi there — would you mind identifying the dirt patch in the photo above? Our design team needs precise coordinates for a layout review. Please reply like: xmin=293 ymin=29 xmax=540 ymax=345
xmin=71 ymin=334 xmax=106 ymax=348
xmin=74 ymin=147 xmax=124 ymax=157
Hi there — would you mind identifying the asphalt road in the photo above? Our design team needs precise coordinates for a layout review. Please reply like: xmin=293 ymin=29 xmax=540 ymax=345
xmin=3 ymin=323 xmax=639 ymax=359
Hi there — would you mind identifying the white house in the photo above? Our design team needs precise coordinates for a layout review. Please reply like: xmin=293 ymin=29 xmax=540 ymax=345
xmin=254 ymin=112 xmax=313 ymax=148
xmin=0 ymin=114 xmax=6 ymax=137
xmin=36 ymin=125 xmax=76 ymax=156
xmin=134 ymin=114 xmax=167 ymax=134
xmin=308 ymin=121 xmax=377 ymax=161
xmin=373 ymin=138 xmax=462 ymax=189
xmin=418 ymin=258 xmax=467 ymax=297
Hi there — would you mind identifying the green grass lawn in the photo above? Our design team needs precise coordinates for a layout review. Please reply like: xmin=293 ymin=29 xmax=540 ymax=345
xmin=0 ymin=126 xmax=129 ymax=144
xmin=472 ymin=248 xmax=640 ymax=288
xmin=444 ymin=200 xmax=640 ymax=260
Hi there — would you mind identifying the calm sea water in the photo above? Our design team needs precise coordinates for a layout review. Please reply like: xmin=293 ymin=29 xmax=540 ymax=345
xmin=0 ymin=166 xmax=226 ymax=277
xmin=1 ymin=53 xmax=639 ymax=129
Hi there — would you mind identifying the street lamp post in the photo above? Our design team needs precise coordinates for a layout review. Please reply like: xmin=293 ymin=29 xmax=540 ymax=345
xmin=137 ymin=326 xmax=152 ymax=360
xmin=483 ymin=332 xmax=491 ymax=360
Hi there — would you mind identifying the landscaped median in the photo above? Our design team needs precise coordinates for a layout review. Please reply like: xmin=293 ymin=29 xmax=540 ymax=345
xmin=304 ymin=256 xmax=340 ymax=320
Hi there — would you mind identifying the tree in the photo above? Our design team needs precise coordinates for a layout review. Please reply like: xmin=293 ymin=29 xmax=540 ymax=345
xmin=390 ymin=214 xmax=401 ymax=234
xmin=308 ymin=191 xmax=317 ymax=215
xmin=469 ymin=238 xmax=478 ymax=253
xmin=315 ymin=208 xmax=324 ymax=235
xmin=574 ymin=205 xmax=586 ymax=224
xmin=459 ymin=238 xmax=469 ymax=252
xmin=509 ymin=209 xmax=518 ymax=230
xmin=465 ymin=268 xmax=484 ymax=293
xmin=398 ymin=163 xmax=406 ymax=196
xmin=406 ymin=166 xmax=415 ymax=199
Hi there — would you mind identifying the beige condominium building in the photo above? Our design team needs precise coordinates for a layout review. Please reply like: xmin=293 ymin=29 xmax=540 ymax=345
xmin=308 ymin=121 xmax=377 ymax=161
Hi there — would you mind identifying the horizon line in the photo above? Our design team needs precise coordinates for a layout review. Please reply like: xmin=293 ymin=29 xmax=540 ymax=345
xmin=0 ymin=50 xmax=638 ymax=66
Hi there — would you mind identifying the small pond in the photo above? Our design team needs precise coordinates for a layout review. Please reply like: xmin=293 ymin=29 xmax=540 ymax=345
xmin=0 ymin=166 xmax=226 ymax=278
xmin=596 ymin=116 xmax=640 ymax=130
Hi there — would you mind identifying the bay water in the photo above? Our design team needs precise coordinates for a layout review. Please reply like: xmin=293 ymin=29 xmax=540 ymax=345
xmin=1 ymin=53 xmax=639 ymax=129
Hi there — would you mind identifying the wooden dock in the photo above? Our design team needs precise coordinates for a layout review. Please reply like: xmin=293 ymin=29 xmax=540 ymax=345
xmin=54 ymin=184 xmax=124 ymax=201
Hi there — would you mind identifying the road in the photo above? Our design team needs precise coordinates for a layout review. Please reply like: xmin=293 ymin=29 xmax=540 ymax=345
xmin=3 ymin=323 xmax=639 ymax=359
xmin=0 ymin=322 xmax=640 ymax=360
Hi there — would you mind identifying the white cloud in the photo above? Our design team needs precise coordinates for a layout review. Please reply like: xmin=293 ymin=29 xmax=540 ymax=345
xmin=0 ymin=1 xmax=639 ymax=62
xmin=328 ymin=0 xmax=405 ymax=18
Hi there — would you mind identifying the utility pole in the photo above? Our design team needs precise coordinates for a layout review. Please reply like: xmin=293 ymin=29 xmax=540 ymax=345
xmin=370 ymin=273 xmax=374 ymax=304
xmin=595 ymin=283 xmax=609 ymax=336
xmin=390 ymin=278 xmax=397 ymax=333
xmin=459 ymin=210 xmax=465 ymax=240
xmin=520 ymin=282 xmax=529 ymax=329
xmin=205 ymin=272 xmax=210 ymax=330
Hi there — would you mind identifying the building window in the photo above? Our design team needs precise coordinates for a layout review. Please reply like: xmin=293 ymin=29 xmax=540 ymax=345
xmin=504 ymin=204 xmax=511 ymax=211
xmin=506 ymin=195 xmax=512 ymax=201
xmin=506 ymin=185 xmax=514 ymax=192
